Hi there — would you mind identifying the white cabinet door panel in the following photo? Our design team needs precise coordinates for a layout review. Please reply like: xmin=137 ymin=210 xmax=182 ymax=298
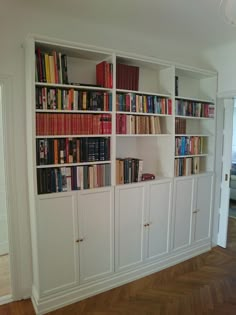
xmin=78 ymin=188 xmax=114 ymax=283
xmin=146 ymin=181 xmax=171 ymax=260
xmin=37 ymin=194 xmax=78 ymax=295
xmin=115 ymin=184 xmax=145 ymax=271
xmin=172 ymin=178 xmax=194 ymax=250
xmin=194 ymin=175 xmax=212 ymax=242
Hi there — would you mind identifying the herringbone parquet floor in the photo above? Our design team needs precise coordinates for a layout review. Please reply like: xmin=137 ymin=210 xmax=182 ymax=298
xmin=1 ymin=217 xmax=236 ymax=315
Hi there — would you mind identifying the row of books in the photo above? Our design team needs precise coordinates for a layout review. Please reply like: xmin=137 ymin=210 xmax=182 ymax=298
xmin=174 ymin=157 xmax=200 ymax=177
xmin=96 ymin=61 xmax=113 ymax=88
xmin=35 ymin=48 xmax=68 ymax=84
xmin=37 ymin=164 xmax=111 ymax=194
xmin=36 ymin=113 xmax=112 ymax=136
xmin=116 ymin=93 xmax=172 ymax=114
xmin=175 ymin=136 xmax=204 ymax=156
xmin=35 ymin=87 xmax=112 ymax=111
xmin=116 ymin=63 xmax=139 ymax=91
xmin=116 ymin=158 xmax=143 ymax=184
xmin=175 ymin=100 xmax=215 ymax=118
xmin=36 ymin=137 xmax=110 ymax=165
xmin=175 ymin=118 xmax=187 ymax=134
xmin=116 ymin=114 xmax=161 ymax=134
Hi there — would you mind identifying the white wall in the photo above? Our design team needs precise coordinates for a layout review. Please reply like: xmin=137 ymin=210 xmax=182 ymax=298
xmin=0 ymin=0 xmax=220 ymax=298
xmin=204 ymin=42 xmax=236 ymax=94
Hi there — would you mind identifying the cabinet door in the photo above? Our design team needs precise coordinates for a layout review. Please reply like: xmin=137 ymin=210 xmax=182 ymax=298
xmin=78 ymin=187 xmax=114 ymax=283
xmin=145 ymin=181 xmax=172 ymax=261
xmin=115 ymin=184 xmax=145 ymax=271
xmin=172 ymin=178 xmax=194 ymax=251
xmin=37 ymin=193 xmax=78 ymax=295
xmin=193 ymin=175 xmax=213 ymax=242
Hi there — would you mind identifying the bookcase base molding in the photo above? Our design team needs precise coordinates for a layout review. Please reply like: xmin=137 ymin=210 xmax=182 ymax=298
xmin=31 ymin=242 xmax=211 ymax=315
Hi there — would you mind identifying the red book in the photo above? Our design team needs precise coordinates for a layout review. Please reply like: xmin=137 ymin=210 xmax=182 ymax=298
xmin=88 ymin=114 xmax=93 ymax=134
xmin=134 ymin=66 xmax=139 ymax=91
xmin=122 ymin=115 xmax=126 ymax=134
xmin=36 ymin=113 xmax=39 ymax=135
xmin=168 ymin=99 xmax=172 ymax=115
xmin=109 ymin=63 xmax=113 ymax=88
xmin=96 ymin=61 xmax=106 ymax=87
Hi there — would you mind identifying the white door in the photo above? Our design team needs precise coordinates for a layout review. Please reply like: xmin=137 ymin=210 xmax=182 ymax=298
xmin=172 ymin=177 xmax=194 ymax=251
xmin=145 ymin=180 xmax=171 ymax=261
xmin=218 ymin=99 xmax=234 ymax=247
xmin=37 ymin=193 xmax=78 ymax=295
xmin=115 ymin=184 xmax=145 ymax=271
xmin=193 ymin=175 xmax=213 ymax=243
xmin=78 ymin=187 xmax=114 ymax=283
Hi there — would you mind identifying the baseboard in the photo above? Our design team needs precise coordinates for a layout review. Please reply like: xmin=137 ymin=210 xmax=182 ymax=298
xmin=0 ymin=242 xmax=9 ymax=256
xmin=32 ymin=243 xmax=211 ymax=315
xmin=0 ymin=295 xmax=13 ymax=306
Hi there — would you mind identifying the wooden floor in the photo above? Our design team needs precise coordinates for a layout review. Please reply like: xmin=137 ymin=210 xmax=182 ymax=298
xmin=1 ymin=217 xmax=236 ymax=315
xmin=0 ymin=254 xmax=11 ymax=296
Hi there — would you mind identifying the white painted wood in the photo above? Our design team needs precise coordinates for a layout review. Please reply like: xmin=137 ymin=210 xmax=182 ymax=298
xmin=0 ymin=86 xmax=9 ymax=256
xmin=172 ymin=178 xmax=194 ymax=250
xmin=193 ymin=175 xmax=213 ymax=242
xmin=0 ymin=75 xmax=22 ymax=299
xmin=175 ymin=69 xmax=216 ymax=101
xmin=77 ymin=187 xmax=114 ymax=283
xmin=33 ymin=242 xmax=212 ymax=315
xmin=24 ymin=36 xmax=217 ymax=313
xmin=218 ymin=99 xmax=234 ymax=247
xmin=37 ymin=194 xmax=78 ymax=295
xmin=145 ymin=180 xmax=172 ymax=260
xmin=115 ymin=184 xmax=145 ymax=271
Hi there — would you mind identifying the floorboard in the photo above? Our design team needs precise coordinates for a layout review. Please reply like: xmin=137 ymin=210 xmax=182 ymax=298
xmin=1 ymin=217 xmax=236 ymax=315
xmin=0 ymin=254 xmax=11 ymax=296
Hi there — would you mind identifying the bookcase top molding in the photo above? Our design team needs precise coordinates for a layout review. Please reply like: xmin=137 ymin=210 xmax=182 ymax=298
xmin=26 ymin=34 xmax=217 ymax=77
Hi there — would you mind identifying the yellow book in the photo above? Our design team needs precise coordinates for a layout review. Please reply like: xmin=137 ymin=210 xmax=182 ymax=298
xmin=57 ymin=89 xmax=62 ymax=110
xmin=49 ymin=55 xmax=55 ymax=83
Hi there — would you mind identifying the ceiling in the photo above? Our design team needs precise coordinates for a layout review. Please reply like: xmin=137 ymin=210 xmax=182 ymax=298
xmin=25 ymin=0 xmax=236 ymax=52
xmin=6 ymin=0 xmax=236 ymax=53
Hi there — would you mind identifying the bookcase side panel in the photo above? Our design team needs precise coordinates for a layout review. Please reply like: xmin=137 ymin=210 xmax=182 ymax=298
xmin=25 ymin=37 xmax=40 ymax=291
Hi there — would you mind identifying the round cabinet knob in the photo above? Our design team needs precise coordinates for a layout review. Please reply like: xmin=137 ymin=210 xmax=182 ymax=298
xmin=76 ymin=238 xmax=84 ymax=243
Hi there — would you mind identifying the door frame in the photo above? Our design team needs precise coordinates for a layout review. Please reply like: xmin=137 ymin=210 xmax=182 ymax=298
xmin=216 ymin=90 xmax=236 ymax=247
xmin=0 ymin=75 xmax=21 ymax=303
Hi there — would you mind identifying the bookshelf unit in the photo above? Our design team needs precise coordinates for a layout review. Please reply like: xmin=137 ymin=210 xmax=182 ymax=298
xmin=25 ymin=36 xmax=217 ymax=314
xmin=115 ymin=55 xmax=174 ymax=180
xmin=34 ymin=43 xmax=114 ymax=193
xmin=174 ymin=67 xmax=216 ymax=177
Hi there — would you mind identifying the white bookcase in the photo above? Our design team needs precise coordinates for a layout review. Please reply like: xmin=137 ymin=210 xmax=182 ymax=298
xmin=25 ymin=36 xmax=217 ymax=314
